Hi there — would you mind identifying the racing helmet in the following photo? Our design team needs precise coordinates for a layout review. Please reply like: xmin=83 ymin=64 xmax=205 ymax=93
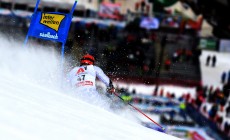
xmin=80 ymin=54 xmax=95 ymax=65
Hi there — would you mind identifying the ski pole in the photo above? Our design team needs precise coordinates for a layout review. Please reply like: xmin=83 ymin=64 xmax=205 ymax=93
xmin=113 ymin=92 xmax=165 ymax=131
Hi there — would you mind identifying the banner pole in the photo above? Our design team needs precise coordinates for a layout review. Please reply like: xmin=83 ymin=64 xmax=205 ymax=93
xmin=60 ymin=0 xmax=78 ymax=58
xmin=23 ymin=34 xmax=30 ymax=47
xmin=61 ymin=43 xmax=65 ymax=64
xmin=23 ymin=0 xmax=41 ymax=47
xmin=60 ymin=42 xmax=66 ymax=87
xmin=61 ymin=0 xmax=78 ymax=66
xmin=61 ymin=0 xmax=78 ymax=56
xmin=70 ymin=0 xmax=78 ymax=15
xmin=34 ymin=0 xmax=41 ymax=13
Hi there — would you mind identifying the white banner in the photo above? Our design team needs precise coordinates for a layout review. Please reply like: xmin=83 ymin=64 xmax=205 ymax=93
xmin=219 ymin=39 xmax=230 ymax=52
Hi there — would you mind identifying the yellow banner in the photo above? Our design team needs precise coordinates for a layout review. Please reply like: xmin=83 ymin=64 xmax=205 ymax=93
xmin=40 ymin=13 xmax=65 ymax=32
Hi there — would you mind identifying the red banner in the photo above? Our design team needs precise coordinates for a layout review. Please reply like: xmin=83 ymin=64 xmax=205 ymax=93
xmin=98 ymin=2 xmax=122 ymax=20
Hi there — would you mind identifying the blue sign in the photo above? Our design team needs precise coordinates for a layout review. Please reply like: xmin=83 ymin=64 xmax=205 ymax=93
xmin=28 ymin=12 xmax=72 ymax=43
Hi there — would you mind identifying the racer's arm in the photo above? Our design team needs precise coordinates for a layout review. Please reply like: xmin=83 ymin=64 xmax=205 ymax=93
xmin=94 ymin=66 xmax=115 ymax=93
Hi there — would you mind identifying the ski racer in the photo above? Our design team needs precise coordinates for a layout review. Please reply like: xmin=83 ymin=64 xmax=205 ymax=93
xmin=67 ymin=54 xmax=116 ymax=97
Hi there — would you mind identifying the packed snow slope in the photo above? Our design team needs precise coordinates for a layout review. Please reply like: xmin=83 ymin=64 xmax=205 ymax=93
xmin=200 ymin=50 xmax=230 ymax=89
xmin=0 ymin=36 xmax=182 ymax=140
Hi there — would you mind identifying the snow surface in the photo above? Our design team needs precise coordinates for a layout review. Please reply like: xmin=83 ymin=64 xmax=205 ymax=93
xmin=200 ymin=50 xmax=230 ymax=89
xmin=0 ymin=35 xmax=182 ymax=140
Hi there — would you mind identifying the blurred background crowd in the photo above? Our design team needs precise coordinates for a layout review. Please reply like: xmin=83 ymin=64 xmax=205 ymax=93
xmin=0 ymin=0 xmax=230 ymax=140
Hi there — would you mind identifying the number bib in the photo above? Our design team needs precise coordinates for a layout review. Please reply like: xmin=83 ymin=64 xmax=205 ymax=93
xmin=75 ymin=74 xmax=95 ymax=87
xmin=73 ymin=66 xmax=96 ymax=88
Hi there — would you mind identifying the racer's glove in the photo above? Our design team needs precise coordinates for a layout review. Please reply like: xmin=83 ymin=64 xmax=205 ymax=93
xmin=107 ymin=80 xmax=115 ymax=94
xmin=107 ymin=85 xmax=116 ymax=94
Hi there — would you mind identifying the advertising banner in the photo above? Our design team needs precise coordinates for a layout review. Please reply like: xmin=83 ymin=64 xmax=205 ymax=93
xmin=140 ymin=17 xmax=160 ymax=30
xmin=98 ymin=2 xmax=121 ymax=20
xmin=198 ymin=38 xmax=217 ymax=50
xmin=28 ymin=12 xmax=72 ymax=43
xmin=219 ymin=39 xmax=230 ymax=52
